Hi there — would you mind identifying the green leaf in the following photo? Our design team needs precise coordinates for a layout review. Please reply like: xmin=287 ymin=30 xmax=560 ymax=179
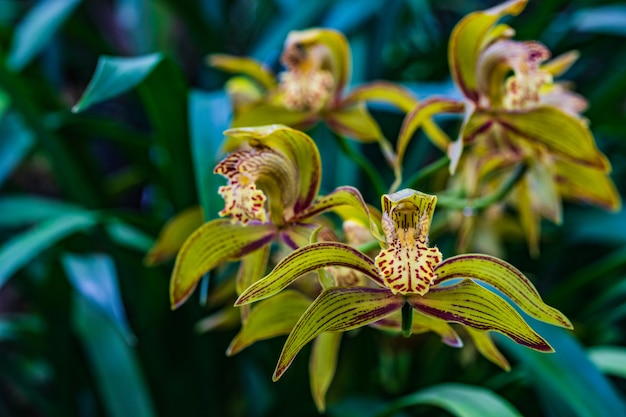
xmin=434 ymin=253 xmax=572 ymax=329
xmin=409 ymin=280 xmax=552 ymax=351
xmin=573 ymin=5 xmax=626 ymax=36
xmin=63 ymin=253 xmax=136 ymax=344
xmin=0 ymin=195 xmax=83 ymax=228
xmin=7 ymin=0 xmax=82 ymax=71
xmin=0 ymin=212 xmax=98 ymax=289
xmin=105 ymin=221 xmax=154 ymax=253
xmin=588 ymin=346 xmax=626 ymax=379
xmin=170 ymin=219 xmax=276 ymax=309
xmin=0 ymin=113 xmax=35 ymax=187
xmin=226 ymin=290 xmax=311 ymax=355
xmin=73 ymin=294 xmax=156 ymax=417
xmin=499 ymin=323 xmax=626 ymax=417
xmin=188 ymin=90 xmax=230 ymax=220
xmin=235 ymin=242 xmax=382 ymax=306
xmin=274 ymin=287 xmax=403 ymax=381
xmin=375 ymin=383 xmax=522 ymax=417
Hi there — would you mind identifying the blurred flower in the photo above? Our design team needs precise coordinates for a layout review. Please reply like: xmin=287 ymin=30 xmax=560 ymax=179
xmin=235 ymin=188 xmax=572 ymax=381
xmin=396 ymin=0 xmax=620 ymax=254
xmin=168 ymin=124 xmax=375 ymax=309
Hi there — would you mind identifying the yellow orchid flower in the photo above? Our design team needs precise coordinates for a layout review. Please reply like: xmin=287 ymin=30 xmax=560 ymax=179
xmin=396 ymin=0 xmax=620 ymax=254
xmin=169 ymin=125 xmax=375 ymax=309
xmin=235 ymin=189 xmax=572 ymax=385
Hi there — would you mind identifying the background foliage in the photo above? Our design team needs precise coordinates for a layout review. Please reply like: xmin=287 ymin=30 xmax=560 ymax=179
xmin=1 ymin=0 xmax=625 ymax=416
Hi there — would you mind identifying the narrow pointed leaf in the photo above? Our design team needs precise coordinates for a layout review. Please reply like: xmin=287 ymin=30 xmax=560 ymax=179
xmin=0 ymin=195 xmax=82 ymax=228
xmin=208 ymin=54 xmax=276 ymax=90
xmin=8 ymin=0 xmax=82 ymax=71
xmin=144 ymin=206 xmax=204 ymax=265
xmin=227 ymin=290 xmax=311 ymax=356
xmin=588 ymin=346 xmax=626 ymax=378
xmin=0 ymin=212 xmax=98 ymax=289
xmin=376 ymin=383 xmax=522 ymax=417
xmin=274 ymin=287 xmax=403 ymax=380
xmin=325 ymin=102 xmax=383 ymax=142
xmin=235 ymin=242 xmax=382 ymax=306
xmin=409 ymin=280 xmax=552 ymax=351
xmin=310 ymin=332 xmax=342 ymax=413
xmin=465 ymin=327 xmax=510 ymax=371
xmin=170 ymin=219 xmax=276 ymax=309
xmin=0 ymin=113 xmax=35 ymax=187
xmin=397 ymin=98 xmax=465 ymax=164
xmin=434 ymin=254 xmax=572 ymax=328
xmin=342 ymin=81 xmax=418 ymax=113
xmin=493 ymin=107 xmax=610 ymax=171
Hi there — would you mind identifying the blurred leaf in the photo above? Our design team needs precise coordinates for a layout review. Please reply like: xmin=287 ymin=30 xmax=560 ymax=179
xmin=72 ymin=54 xmax=162 ymax=112
xmin=588 ymin=346 xmax=626 ymax=379
xmin=0 ymin=315 xmax=44 ymax=342
xmin=63 ymin=253 xmax=135 ymax=344
xmin=0 ymin=212 xmax=98 ymax=289
xmin=188 ymin=89 xmax=230 ymax=220
xmin=499 ymin=323 xmax=626 ymax=417
xmin=0 ymin=195 xmax=83 ymax=228
xmin=375 ymin=383 xmax=522 ymax=417
xmin=0 ymin=112 xmax=35 ymax=187
xmin=568 ymin=208 xmax=626 ymax=245
xmin=106 ymin=221 xmax=154 ymax=253
xmin=322 ymin=0 xmax=386 ymax=33
xmin=73 ymin=294 xmax=156 ymax=417
xmin=573 ymin=5 xmax=626 ymax=36
xmin=328 ymin=398 xmax=389 ymax=417
xmin=7 ymin=0 xmax=82 ymax=71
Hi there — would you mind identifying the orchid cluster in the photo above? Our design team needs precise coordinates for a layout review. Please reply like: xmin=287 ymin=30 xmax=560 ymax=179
xmin=147 ymin=0 xmax=620 ymax=412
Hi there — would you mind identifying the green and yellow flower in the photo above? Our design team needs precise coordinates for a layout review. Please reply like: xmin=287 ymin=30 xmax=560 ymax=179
xmin=169 ymin=124 xmax=375 ymax=309
xmin=235 ymin=188 xmax=572 ymax=381
xmin=396 ymin=0 xmax=620 ymax=254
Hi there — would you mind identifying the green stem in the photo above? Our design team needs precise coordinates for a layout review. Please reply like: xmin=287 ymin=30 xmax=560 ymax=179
xmin=401 ymin=302 xmax=412 ymax=338
xmin=356 ymin=239 xmax=381 ymax=254
xmin=332 ymin=133 xmax=387 ymax=197
xmin=403 ymin=155 xmax=450 ymax=190
xmin=436 ymin=163 xmax=527 ymax=211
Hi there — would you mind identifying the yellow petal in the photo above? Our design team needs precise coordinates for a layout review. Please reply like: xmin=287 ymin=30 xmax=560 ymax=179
xmin=144 ymin=206 xmax=204 ymax=266
xmin=309 ymin=332 xmax=342 ymax=412
xmin=170 ymin=219 xmax=276 ymax=309
xmin=556 ymin=158 xmax=622 ymax=211
xmin=208 ymin=54 xmax=276 ymax=90
xmin=542 ymin=50 xmax=580 ymax=77
xmin=230 ymin=103 xmax=316 ymax=130
xmin=464 ymin=327 xmax=511 ymax=371
xmin=325 ymin=102 xmax=383 ymax=142
xmin=236 ymin=245 xmax=271 ymax=322
xmin=342 ymin=81 xmax=418 ymax=113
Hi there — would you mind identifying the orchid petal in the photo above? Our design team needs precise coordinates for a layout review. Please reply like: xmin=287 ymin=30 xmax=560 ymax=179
xmin=235 ymin=242 xmax=382 ymax=306
xmin=525 ymin=152 xmax=562 ymax=224
xmin=208 ymin=54 xmax=276 ymax=90
xmin=372 ymin=309 xmax=463 ymax=348
xmin=542 ymin=50 xmax=580 ymax=77
xmin=492 ymin=106 xmax=610 ymax=171
xmin=409 ymin=279 xmax=553 ymax=352
xmin=230 ymin=103 xmax=316 ymax=130
xmin=194 ymin=306 xmax=241 ymax=333
xmin=285 ymin=29 xmax=351 ymax=94
xmin=325 ymin=102 xmax=383 ymax=142
xmin=274 ymin=287 xmax=404 ymax=380
xmin=309 ymin=332 xmax=342 ymax=412
xmin=449 ymin=0 xmax=527 ymax=101
xmin=342 ymin=81 xmax=418 ymax=113
xmin=226 ymin=290 xmax=312 ymax=356
xmin=465 ymin=327 xmax=511 ymax=371
xmin=223 ymin=125 xmax=322 ymax=214
xmin=170 ymin=219 xmax=276 ymax=309
xmin=397 ymin=98 xmax=465 ymax=166
xmin=144 ymin=206 xmax=204 ymax=266
xmin=236 ymin=245 xmax=271 ymax=321
xmin=434 ymin=254 xmax=572 ymax=329
xmin=556 ymin=158 xmax=621 ymax=211
xmin=516 ymin=177 xmax=542 ymax=256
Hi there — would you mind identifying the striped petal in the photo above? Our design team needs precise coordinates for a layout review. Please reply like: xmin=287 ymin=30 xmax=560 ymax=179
xmin=434 ymin=253 xmax=572 ymax=329
xmin=223 ymin=125 xmax=322 ymax=215
xmin=409 ymin=279 xmax=553 ymax=352
xmin=274 ymin=287 xmax=404 ymax=380
xmin=556 ymin=158 xmax=621 ymax=211
xmin=170 ymin=219 xmax=276 ymax=309
xmin=235 ymin=242 xmax=382 ymax=306
xmin=226 ymin=290 xmax=312 ymax=356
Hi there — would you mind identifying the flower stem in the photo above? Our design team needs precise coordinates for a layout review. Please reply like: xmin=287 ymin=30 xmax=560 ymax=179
xmin=437 ymin=163 xmax=528 ymax=211
xmin=401 ymin=302 xmax=412 ymax=338
xmin=332 ymin=133 xmax=387 ymax=196
xmin=403 ymin=155 xmax=450 ymax=190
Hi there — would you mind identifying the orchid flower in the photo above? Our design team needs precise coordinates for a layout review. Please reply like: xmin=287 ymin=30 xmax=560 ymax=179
xmin=235 ymin=188 xmax=572 ymax=381
xmin=395 ymin=0 xmax=620 ymax=253
xmin=169 ymin=124 xmax=375 ymax=309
